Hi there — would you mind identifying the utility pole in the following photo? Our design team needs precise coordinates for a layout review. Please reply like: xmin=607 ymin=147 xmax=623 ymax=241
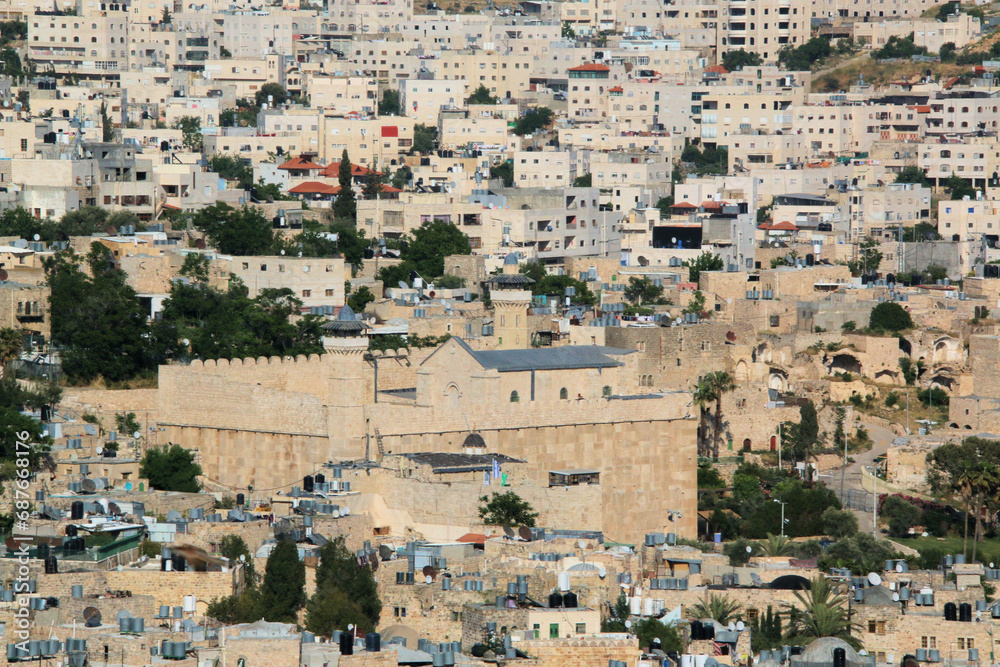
xmin=778 ymin=422 xmax=782 ymax=471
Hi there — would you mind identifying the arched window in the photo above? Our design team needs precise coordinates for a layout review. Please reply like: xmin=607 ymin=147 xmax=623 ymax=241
xmin=602 ymin=386 xmax=612 ymax=397
xmin=510 ymin=391 xmax=519 ymax=403
xmin=559 ymin=388 xmax=568 ymax=400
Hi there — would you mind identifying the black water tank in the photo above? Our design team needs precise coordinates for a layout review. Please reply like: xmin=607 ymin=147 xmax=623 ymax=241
xmin=563 ymin=591 xmax=578 ymax=608
xmin=71 ymin=501 xmax=84 ymax=520
xmin=833 ymin=647 xmax=847 ymax=667
xmin=303 ymin=475 xmax=314 ymax=493
xmin=65 ymin=525 xmax=77 ymax=537
xmin=44 ymin=556 xmax=57 ymax=574
xmin=172 ymin=555 xmax=186 ymax=572
xmin=315 ymin=473 xmax=325 ymax=484
xmin=944 ymin=602 xmax=957 ymax=621
xmin=236 ymin=493 xmax=245 ymax=507
xmin=548 ymin=592 xmax=563 ymax=608
xmin=37 ymin=544 xmax=49 ymax=559
xmin=702 ymin=622 xmax=715 ymax=640
xmin=690 ymin=621 xmax=703 ymax=640
xmin=959 ymin=602 xmax=972 ymax=622
xmin=339 ymin=632 xmax=353 ymax=655
xmin=365 ymin=633 xmax=381 ymax=652
xmin=41 ymin=405 xmax=52 ymax=421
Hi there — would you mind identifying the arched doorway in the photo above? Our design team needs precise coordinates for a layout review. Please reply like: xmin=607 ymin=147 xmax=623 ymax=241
xmin=769 ymin=435 xmax=777 ymax=451
xmin=743 ymin=438 xmax=752 ymax=452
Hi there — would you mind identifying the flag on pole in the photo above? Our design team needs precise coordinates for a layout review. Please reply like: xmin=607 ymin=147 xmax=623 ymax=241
xmin=492 ymin=458 xmax=501 ymax=480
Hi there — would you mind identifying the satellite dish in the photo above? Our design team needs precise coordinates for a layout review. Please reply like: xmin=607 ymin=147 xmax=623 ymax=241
xmin=81 ymin=479 xmax=97 ymax=494
xmin=397 ymin=281 xmax=409 ymax=289
xmin=598 ymin=568 xmax=607 ymax=579
xmin=95 ymin=446 xmax=104 ymax=455
xmin=868 ymin=572 xmax=882 ymax=586
xmin=239 ymin=554 xmax=246 ymax=562
xmin=33 ymin=234 xmax=40 ymax=242
xmin=425 ymin=575 xmax=432 ymax=584
xmin=108 ymin=502 xmax=122 ymax=515
xmin=104 ymin=225 xmax=117 ymax=235
xmin=860 ymin=651 xmax=868 ymax=656
xmin=892 ymin=593 xmax=900 ymax=601
xmin=347 ymin=624 xmax=354 ymax=631
xmin=133 ymin=431 xmax=141 ymax=439
xmin=736 ymin=621 xmax=745 ymax=631
xmin=0 ymin=270 xmax=8 ymax=281
xmin=115 ymin=610 xmax=132 ymax=620
xmin=671 ymin=237 xmax=677 ymax=243
xmin=726 ymin=331 xmax=736 ymax=342
xmin=992 ymin=563 xmax=996 ymax=569
xmin=896 ymin=562 xmax=904 ymax=573
xmin=117 ymin=565 xmax=123 ymax=572
xmin=728 ymin=622 xmax=736 ymax=631
xmin=166 ymin=510 xmax=182 ymax=522
xmin=83 ymin=607 xmax=102 ymax=627
xmin=195 ymin=239 xmax=207 ymax=250
xmin=746 ymin=546 xmax=752 ymax=553
xmin=124 ymin=482 xmax=132 ymax=491
xmin=518 ymin=526 xmax=533 ymax=541
xmin=625 ymin=620 xmax=632 ymax=629
xmin=578 ymin=540 xmax=587 ymax=550
xmin=888 ymin=655 xmax=896 ymax=664
xmin=503 ymin=526 xmax=516 ymax=538
xmin=422 ymin=565 xmax=437 ymax=581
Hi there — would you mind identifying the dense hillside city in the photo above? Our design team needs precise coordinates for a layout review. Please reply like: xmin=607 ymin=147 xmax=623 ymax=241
xmin=4 ymin=0 xmax=1000 ymax=664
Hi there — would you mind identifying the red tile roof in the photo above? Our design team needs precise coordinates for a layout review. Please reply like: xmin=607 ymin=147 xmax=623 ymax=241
xmin=319 ymin=162 xmax=377 ymax=178
xmin=671 ymin=202 xmax=698 ymax=209
xmin=568 ymin=63 xmax=610 ymax=72
xmin=608 ymin=86 xmax=624 ymax=93
xmin=278 ymin=156 xmax=324 ymax=171
xmin=770 ymin=220 xmax=798 ymax=231
xmin=457 ymin=533 xmax=487 ymax=545
xmin=288 ymin=181 xmax=340 ymax=195
xmin=705 ymin=65 xmax=728 ymax=74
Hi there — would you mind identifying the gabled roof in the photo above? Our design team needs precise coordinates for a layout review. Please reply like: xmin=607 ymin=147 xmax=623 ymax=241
xmin=704 ymin=65 xmax=728 ymax=74
xmin=319 ymin=161 xmax=377 ymax=178
xmin=278 ymin=156 xmax=324 ymax=171
xmin=288 ymin=181 xmax=340 ymax=195
xmin=442 ymin=336 xmax=632 ymax=372
xmin=770 ymin=220 xmax=798 ymax=231
xmin=670 ymin=201 xmax=698 ymax=209
xmin=568 ymin=63 xmax=610 ymax=72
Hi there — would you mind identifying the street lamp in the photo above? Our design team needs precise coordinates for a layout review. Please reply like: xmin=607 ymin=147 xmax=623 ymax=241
xmin=773 ymin=499 xmax=788 ymax=537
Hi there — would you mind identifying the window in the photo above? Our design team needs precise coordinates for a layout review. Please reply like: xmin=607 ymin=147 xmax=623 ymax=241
xmin=575 ymin=623 xmax=587 ymax=634
xmin=394 ymin=607 xmax=407 ymax=617
xmin=533 ymin=624 xmax=540 ymax=639
xmin=451 ymin=611 xmax=462 ymax=621
xmin=510 ymin=391 xmax=519 ymax=403
xmin=959 ymin=638 xmax=975 ymax=650
xmin=559 ymin=388 xmax=568 ymax=400
xmin=602 ymin=386 xmax=612 ymax=397
xmin=921 ymin=637 xmax=937 ymax=649
xmin=325 ymin=289 xmax=334 ymax=297
xmin=302 ymin=290 xmax=311 ymax=297
xmin=549 ymin=623 xmax=559 ymax=639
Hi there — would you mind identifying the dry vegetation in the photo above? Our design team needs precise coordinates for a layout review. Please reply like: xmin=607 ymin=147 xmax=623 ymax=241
xmin=811 ymin=55 xmax=973 ymax=92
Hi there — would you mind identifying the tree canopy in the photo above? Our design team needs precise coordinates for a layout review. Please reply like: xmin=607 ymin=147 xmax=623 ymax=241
xmin=684 ymin=251 xmax=724 ymax=283
xmin=721 ymin=49 xmax=763 ymax=71
xmin=869 ymin=301 xmax=913 ymax=332
xmin=192 ymin=204 xmax=279 ymax=256
xmin=306 ymin=536 xmax=381 ymax=636
xmin=140 ymin=444 xmax=202 ymax=493
xmin=260 ymin=540 xmax=306 ymax=622
xmin=479 ymin=491 xmax=538 ymax=527
xmin=513 ymin=107 xmax=554 ymax=136
xmin=467 ymin=84 xmax=499 ymax=105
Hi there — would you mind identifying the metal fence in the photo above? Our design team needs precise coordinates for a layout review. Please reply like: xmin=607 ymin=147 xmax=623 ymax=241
xmin=837 ymin=488 xmax=874 ymax=512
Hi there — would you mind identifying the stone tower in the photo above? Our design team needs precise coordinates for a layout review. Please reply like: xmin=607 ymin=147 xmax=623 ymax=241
xmin=488 ymin=253 xmax=535 ymax=350
xmin=322 ymin=304 xmax=369 ymax=458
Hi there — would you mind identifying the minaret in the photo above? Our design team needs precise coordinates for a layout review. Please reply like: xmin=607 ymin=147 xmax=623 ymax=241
xmin=322 ymin=304 xmax=369 ymax=459
xmin=488 ymin=253 xmax=535 ymax=350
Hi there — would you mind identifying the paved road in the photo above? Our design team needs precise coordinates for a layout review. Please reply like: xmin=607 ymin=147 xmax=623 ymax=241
xmin=832 ymin=420 xmax=897 ymax=533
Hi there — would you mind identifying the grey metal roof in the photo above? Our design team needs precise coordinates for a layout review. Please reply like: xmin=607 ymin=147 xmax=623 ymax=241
xmin=402 ymin=452 xmax=521 ymax=473
xmin=320 ymin=303 xmax=371 ymax=332
xmin=452 ymin=337 xmax=631 ymax=372
xmin=487 ymin=273 xmax=536 ymax=286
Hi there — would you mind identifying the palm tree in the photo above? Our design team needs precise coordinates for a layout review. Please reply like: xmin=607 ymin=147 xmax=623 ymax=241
xmin=705 ymin=371 xmax=736 ymax=458
xmin=783 ymin=576 xmax=860 ymax=650
xmin=693 ymin=379 xmax=717 ymax=458
xmin=968 ymin=461 xmax=999 ymax=563
xmin=759 ymin=533 xmax=795 ymax=557
xmin=687 ymin=592 xmax=742 ymax=626
xmin=956 ymin=464 xmax=978 ymax=560
xmin=0 ymin=328 xmax=23 ymax=379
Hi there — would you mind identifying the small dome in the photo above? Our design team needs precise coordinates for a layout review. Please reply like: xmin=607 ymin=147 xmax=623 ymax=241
xmin=798 ymin=638 xmax=861 ymax=664
xmin=337 ymin=303 xmax=356 ymax=320
xmin=503 ymin=252 xmax=520 ymax=266
xmin=463 ymin=432 xmax=486 ymax=448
